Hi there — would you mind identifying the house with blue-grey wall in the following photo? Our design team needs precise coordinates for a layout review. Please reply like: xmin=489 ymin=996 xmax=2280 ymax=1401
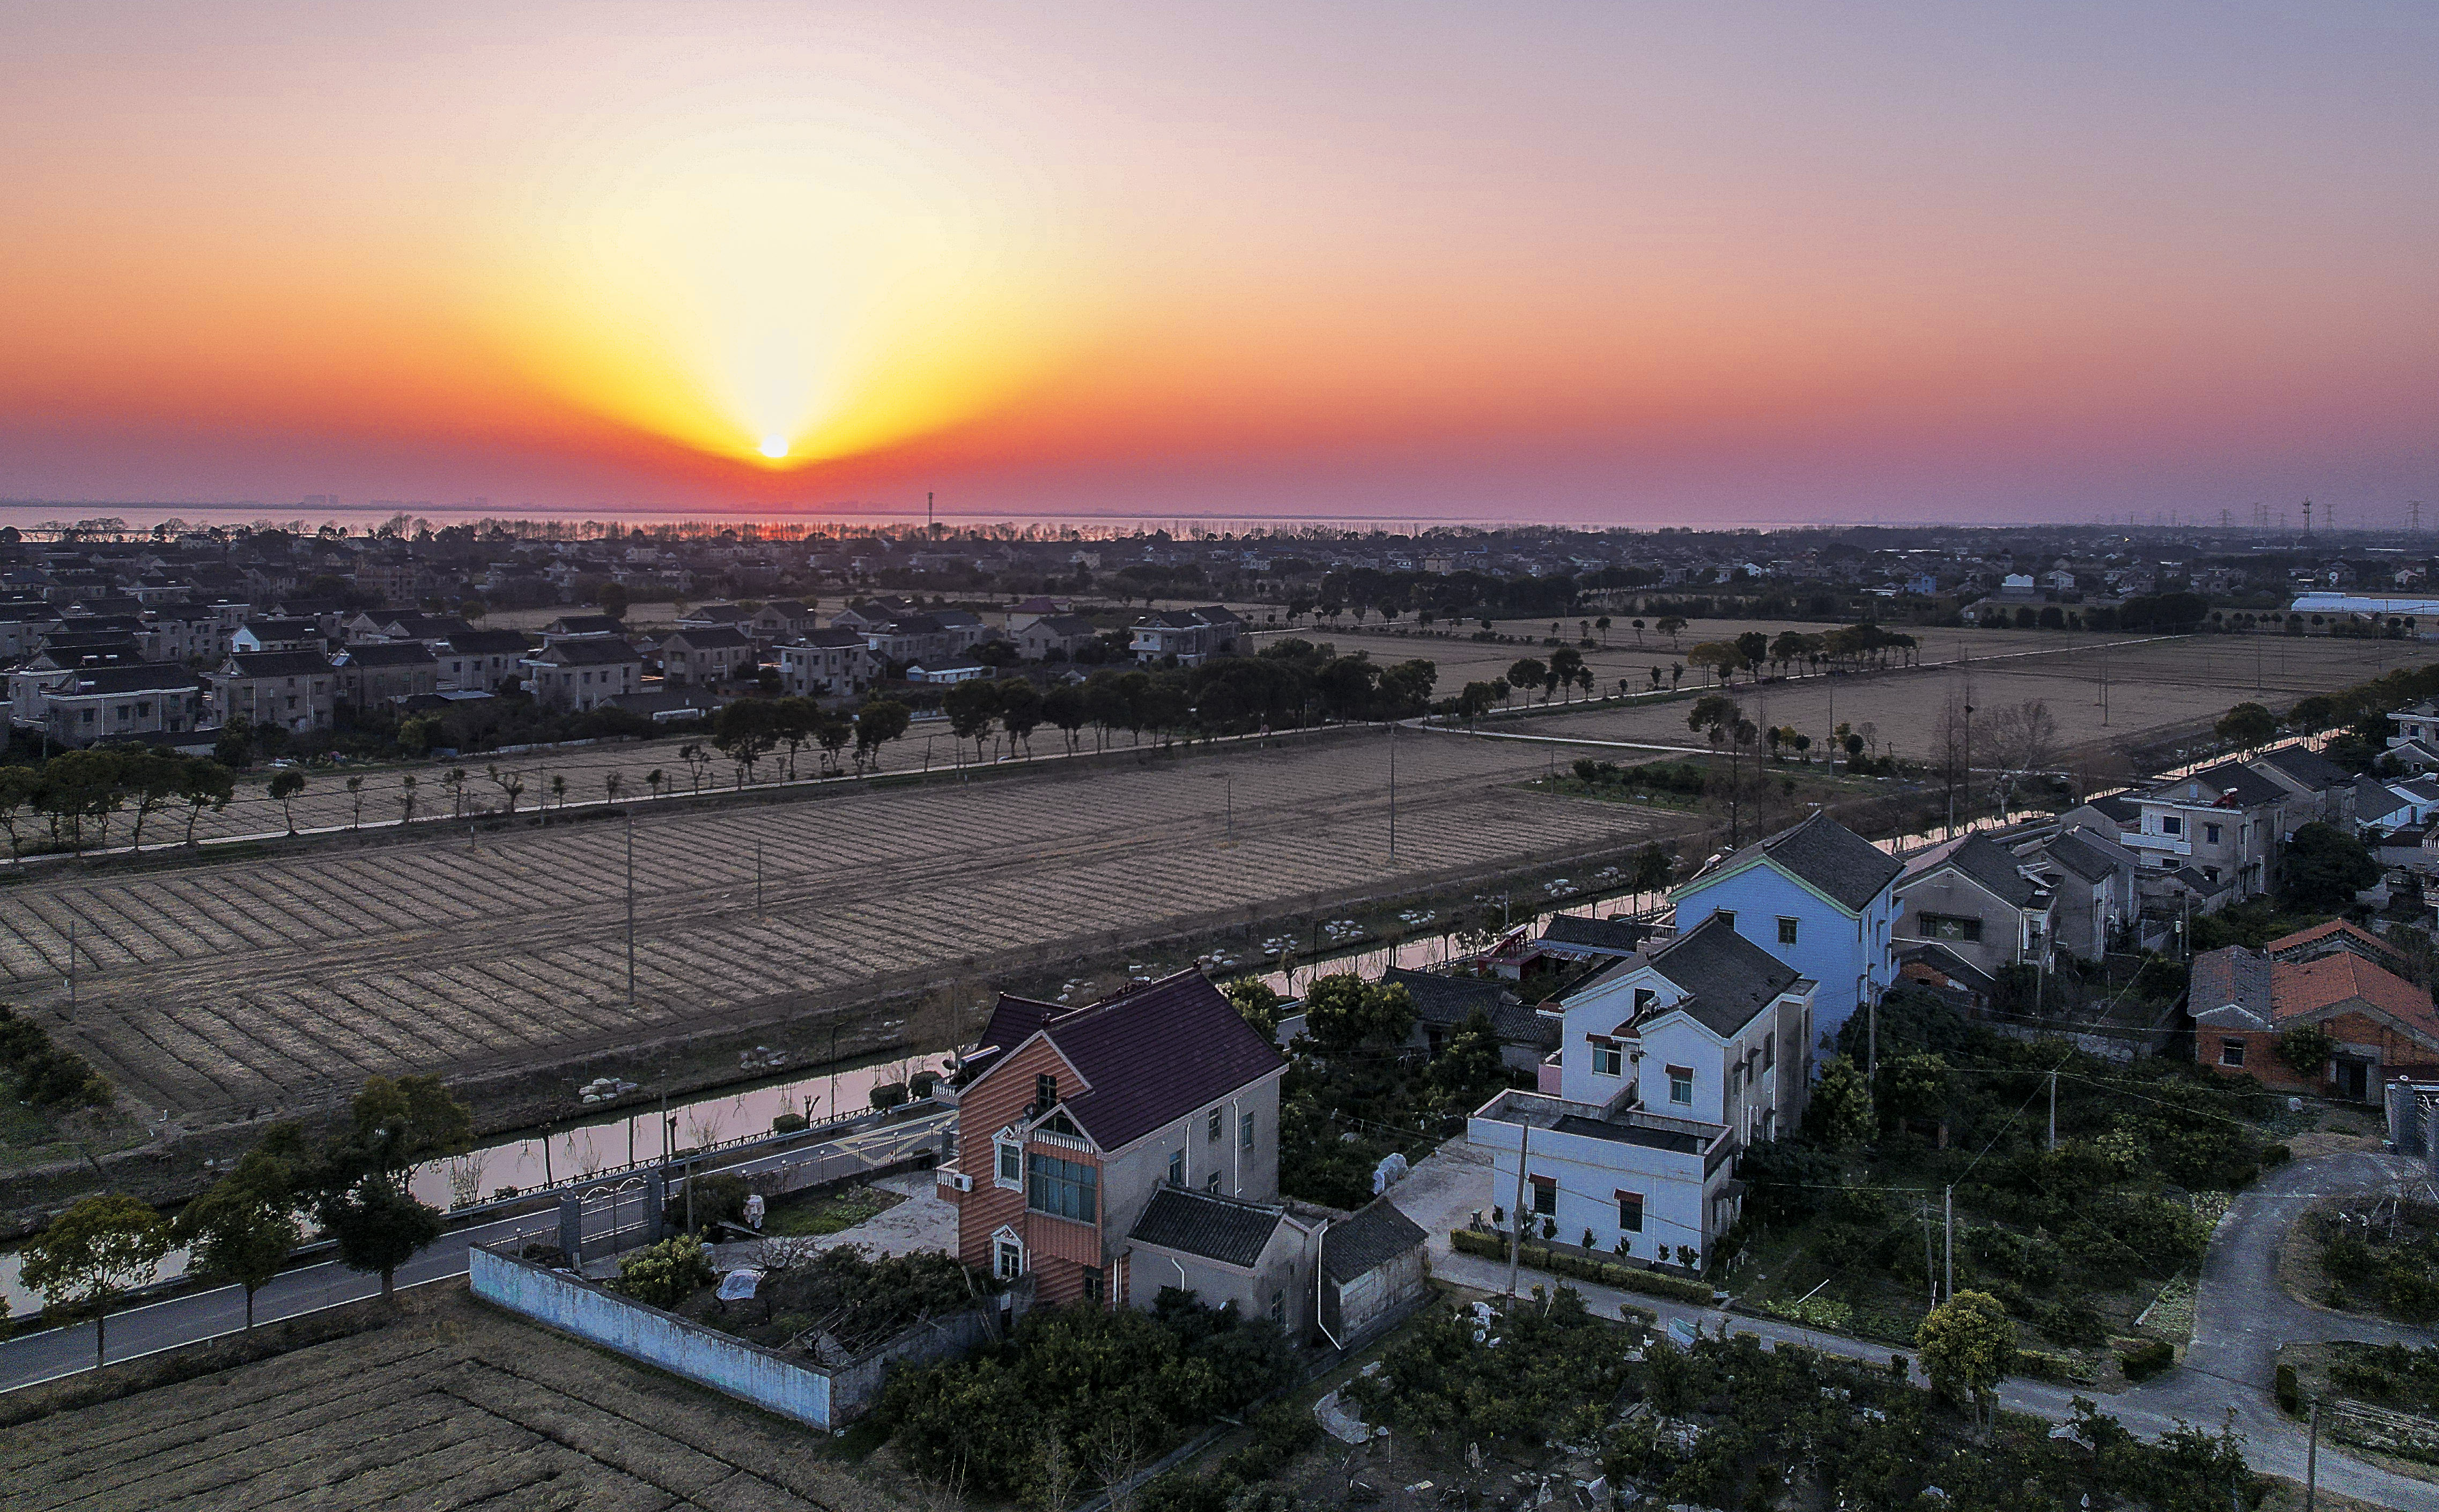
xmin=1669 ymin=811 xmax=1903 ymax=1055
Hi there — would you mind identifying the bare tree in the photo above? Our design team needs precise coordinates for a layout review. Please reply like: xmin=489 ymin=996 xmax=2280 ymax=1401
xmin=1984 ymin=698 xmax=2061 ymax=774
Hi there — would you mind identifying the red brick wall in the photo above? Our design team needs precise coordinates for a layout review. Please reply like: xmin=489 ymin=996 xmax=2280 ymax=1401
xmin=952 ymin=1036 xmax=1104 ymax=1305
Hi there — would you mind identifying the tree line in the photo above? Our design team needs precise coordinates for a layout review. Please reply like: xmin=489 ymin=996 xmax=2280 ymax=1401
xmin=0 ymin=748 xmax=237 ymax=859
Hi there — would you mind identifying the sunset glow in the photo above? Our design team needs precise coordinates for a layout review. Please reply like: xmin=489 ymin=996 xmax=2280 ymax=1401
xmin=4 ymin=2 xmax=2436 ymax=521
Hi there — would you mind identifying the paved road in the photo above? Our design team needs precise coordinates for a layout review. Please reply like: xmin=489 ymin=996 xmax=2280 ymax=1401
xmin=0 ymin=1108 xmax=949 ymax=1393
xmin=1392 ymin=1144 xmax=2439 ymax=1509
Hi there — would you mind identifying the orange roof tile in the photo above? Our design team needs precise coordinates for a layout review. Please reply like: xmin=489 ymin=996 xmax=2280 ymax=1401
xmin=2266 ymin=918 xmax=2405 ymax=965
xmin=2271 ymin=953 xmax=2438 ymax=1035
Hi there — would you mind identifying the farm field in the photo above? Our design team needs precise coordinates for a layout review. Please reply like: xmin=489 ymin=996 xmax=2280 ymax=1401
xmin=1517 ymin=631 xmax=2437 ymax=785
xmin=0 ymin=1287 xmax=896 ymax=1511
xmin=8 ymin=725 xmax=1682 ymax=1122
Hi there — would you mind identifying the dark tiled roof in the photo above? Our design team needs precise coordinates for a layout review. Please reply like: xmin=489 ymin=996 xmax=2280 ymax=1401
xmin=221 ymin=651 xmax=332 ymax=677
xmin=534 ymin=638 xmax=640 ymax=665
xmin=546 ymin=616 xmax=626 ymax=636
xmin=1898 ymin=941 xmax=1998 ymax=998
xmin=663 ymin=626 xmax=753 ymax=651
xmin=1030 ymin=614 xmax=1100 ymax=637
xmin=1698 ymin=812 xmax=1900 ymax=912
xmin=1646 ymin=914 xmax=1804 ymax=1036
xmin=1381 ymin=968 xmax=1514 ymax=1026
xmin=2189 ymin=944 xmax=2273 ymax=1028
xmin=787 ymin=628 xmax=868 ymax=649
xmin=1050 ymin=971 xmax=1285 ymax=1149
xmin=447 ymin=629 xmax=532 ymax=655
xmin=338 ymin=642 xmax=437 ymax=667
xmin=1320 ymin=1197 xmax=1427 ymax=1284
xmin=2086 ymin=794 xmax=2141 ymax=824
xmin=53 ymin=664 xmax=202 ymax=695
xmin=2253 ymin=745 xmax=2351 ymax=792
xmin=1542 ymin=915 xmax=1647 ymax=953
xmin=1918 ymin=833 xmax=2041 ymax=908
xmin=2042 ymin=830 xmax=2122 ymax=885
xmin=2148 ymin=761 xmax=2289 ymax=809
xmin=1128 ymin=1188 xmax=1282 ymax=1269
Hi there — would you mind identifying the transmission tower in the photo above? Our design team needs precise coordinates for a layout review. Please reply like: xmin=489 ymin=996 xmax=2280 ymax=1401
xmin=2302 ymin=498 xmax=2314 ymax=534
xmin=2220 ymin=507 xmax=2230 ymax=529
xmin=2411 ymin=500 xmax=2424 ymax=533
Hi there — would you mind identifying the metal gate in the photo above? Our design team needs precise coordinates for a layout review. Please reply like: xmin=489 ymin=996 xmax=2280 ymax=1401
xmin=558 ymin=1171 xmax=663 ymax=1262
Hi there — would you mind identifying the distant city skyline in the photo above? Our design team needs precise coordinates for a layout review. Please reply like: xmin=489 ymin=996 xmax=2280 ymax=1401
xmin=6 ymin=3 xmax=2436 ymax=523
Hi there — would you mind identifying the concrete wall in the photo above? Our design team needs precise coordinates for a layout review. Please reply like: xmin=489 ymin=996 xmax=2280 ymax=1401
xmin=471 ymin=1244 xmax=1003 ymax=1429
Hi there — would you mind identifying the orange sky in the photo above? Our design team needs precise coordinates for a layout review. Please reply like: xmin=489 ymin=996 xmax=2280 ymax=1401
xmin=5 ymin=2 xmax=2436 ymax=522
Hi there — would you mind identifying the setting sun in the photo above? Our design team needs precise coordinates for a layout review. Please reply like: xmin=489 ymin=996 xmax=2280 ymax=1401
xmin=759 ymin=436 xmax=789 ymax=459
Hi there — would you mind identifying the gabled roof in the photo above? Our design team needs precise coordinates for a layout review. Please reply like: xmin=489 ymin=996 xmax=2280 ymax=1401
xmin=446 ymin=629 xmax=533 ymax=655
xmin=531 ymin=637 xmax=640 ymax=665
xmin=2356 ymin=776 xmax=2409 ymax=825
xmin=2145 ymin=761 xmax=2290 ymax=809
xmin=680 ymin=603 xmax=752 ymax=623
xmin=1542 ymin=915 xmax=1648 ymax=954
xmin=2042 ymin=829 xmax=2124 ymax=885
xmin=1904 ymin=833 xmax=2042 ymax=908
xmin=1320 ymin=1197 xmax=1428 ymax=1284
xmin=1128 ymin=1188 xmax=1284 ymax=1269
xmin=1643 ymin=914 xmax=1805 ymax=1037
xmin=2189 ymin=944 xmax=2274 ymax=1029
xmin=2274 ymin=953 xmax=2438 ymax=1037
xmin=662 ymin=626 xmax=753 ymax=651
xmin=1378 ymin=968 xmax=1551 ymax=1047
xmin=785 ymin=627 xmax=868 ymax=649
xmin=336 ymin=642 xmax=437 ymax=668
xmin=1684 ymin=811 xmax=1901 ymax=913
xmin=2252 ymin=745 xmax=2351 ymax=792
xmin=219 ymin=650 xmax=332 ymax=677
xmin=1898 ymin=941 xmax=1999 ymax=998
xmin=48 ymin=663 xmax=203 ymax=695
xmin=545 ymin=615 xmax=626 ymax=636
xmin=2267 ymin=918 xmax=2406 ymax=968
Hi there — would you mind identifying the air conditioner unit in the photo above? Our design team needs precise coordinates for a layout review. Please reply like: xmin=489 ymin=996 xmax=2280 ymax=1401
xmin=942 ymin=1170 xmax=973 ymax=1193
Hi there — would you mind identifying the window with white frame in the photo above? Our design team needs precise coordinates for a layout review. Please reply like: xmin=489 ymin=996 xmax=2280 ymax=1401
xmin=1208 ymin=1109 xmax=1222 ymax=1142
xmin=1240 ymin=1110 xmax=1255 ymax=1150
xmin=1590 ymin=1037 xmax=1624 ymax=1077
xmin=1666 ymin=1065 xmax=1694 ymax=1105
xmin=994 ymin=1133 xmax=1023 ymax=1189
xmin=994 ymin=1232 xmax=1025 ymax=1280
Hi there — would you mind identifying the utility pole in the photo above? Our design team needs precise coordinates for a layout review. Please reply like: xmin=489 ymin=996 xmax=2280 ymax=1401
xmin=1388 ymin=721 xmax=1397 ymax=861
xmin=1943 ymin=1185 xmax=1954 ymax=1303
xmin=1924 ymin=1203 xmax=1937 ymax=1310
xmin=1507 ymin=1120 xmax=1531 ymax=1297
xmin=755 ymin=836 xmax=764 ymax=916
xmin=2305 ymin=1399 xmax=2321 ymax=1512
xmin=2048 ymin=1070 xmax=2057 ymax=1151
xmin=66 ymin=916 xmax=77 ymax=1021
xmin=625 ymin=817 xmax=637 ymax=1009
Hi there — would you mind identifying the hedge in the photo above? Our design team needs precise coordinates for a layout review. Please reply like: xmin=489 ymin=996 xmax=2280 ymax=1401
xmin=2275 ymin=1362 xmax=2302 ymax=1415
xmin=1448 ymin=1228 xmax=1716 ymax=1306
xmin=2120 ymin=1339 xmax=2176 ymax=1382
xmin=2013 ymin=1347 xmax=2097 ymax=1386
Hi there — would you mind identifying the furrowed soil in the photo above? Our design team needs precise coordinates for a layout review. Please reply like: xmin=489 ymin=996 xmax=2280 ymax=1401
xmin=0 ymin=1285 xmax=903 ymax=1511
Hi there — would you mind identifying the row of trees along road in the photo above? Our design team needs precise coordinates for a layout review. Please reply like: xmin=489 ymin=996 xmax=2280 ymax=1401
xmin=0 ymin=748 xmax=239 ymax=859
xmin=18 ymin=1074 xmax=472 ymax=1365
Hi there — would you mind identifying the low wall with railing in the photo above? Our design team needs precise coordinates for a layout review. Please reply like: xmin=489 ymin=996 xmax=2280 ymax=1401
xmin=468 ymin=1242 xmax=996 ymax=1429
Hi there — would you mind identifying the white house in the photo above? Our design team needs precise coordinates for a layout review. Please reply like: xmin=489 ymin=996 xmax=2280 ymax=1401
xmin=1469 ymin=915 xmax=1815 ymax=1268
xmin=1669 ymin=812 xmax=1902 ymax=1055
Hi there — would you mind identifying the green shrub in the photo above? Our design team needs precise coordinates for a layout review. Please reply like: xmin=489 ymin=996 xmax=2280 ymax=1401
xmin=2275 ymin=1362 xmax=2301 ymax=1414
xmin=2013 ymin=1347 xmax=2097 ymax=1385
xmin=2120 ymin=1339 xmax=2175 ymax=1381
xmin=771 ymin=1111 xmax=809 ymax=1133
xmin=1448 ymin=1228 xmax=1713 ymax=1304
xmin=869 ymin=1081 xmax=908 ymax=1110
xmin=665 ymin=1172 xmax=751 ymax=1232
xmin=612 ymin=1236 xmax=714 ymax=1309
xmin=2261 ymin=1143 xmax=2293 ymax=1167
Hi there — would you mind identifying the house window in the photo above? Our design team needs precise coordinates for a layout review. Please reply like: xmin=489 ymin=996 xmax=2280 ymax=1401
xmin=1035 ymin=1072 xmax=1058 ymax=1112
xmin=2219 ymin=1037 xmax=2246 ymax=1068
xmin=1777 ymin=916 xmax=1799 ymax=945
xmin=1616 ymin=1191 xmax=1644 ymax=1233
xmin=1528 ymin=1174 xmax=1557 ymax=1217
xmin=1026 ymin=1153 xmax=1097 ymax=1222
xmin=1762 ymin=1036 xmax=1774 ymax=1071
xmin=1206 ymin=1170 xmax=1223 ymax=1192
xmin=995 ymin=1138 xmax=1023 ymax=1188
xmin=2204 ymin=822 xmax=2222 ymax=845
xmin=995 ymin=1236 xmax=1025 ymax=1280
xmin=1590 ymin=1039 xmax=1624 ymax=1077
xmin=1919 ymin=913 xmax=1984 ymax=943
xmin=1632 ymin=988 xmax=1658 ymax=1014
xmin=1240 ymin=1111 xmax=1255 ymax=1150
xmin=1666 ymin=1065 xmax=1694 ymax=1105
xmin=1208 ymin=1109 xmax=1222 ymax=1142
xmin=1168 ymin=1148 xmax=1185 ymax=1187
xmin=1270 ymin=1289 xmax=1286 ymax=1325
xmin=1082 ymin=1266 xmax=1104 ymax=1303
xmin=2161 ymin=816 xmax=2182 ymax=836
xmin=1713 ymin=909 xmax=1736 ymax=929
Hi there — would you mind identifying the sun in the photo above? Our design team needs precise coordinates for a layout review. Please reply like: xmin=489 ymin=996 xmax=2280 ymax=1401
xmin=758 ymin=435 xmax=789 ymax=459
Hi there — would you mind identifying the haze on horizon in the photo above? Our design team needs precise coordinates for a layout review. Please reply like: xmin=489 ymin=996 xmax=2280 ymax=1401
xmin=5 ymin=2 xmax=2435 ymax=525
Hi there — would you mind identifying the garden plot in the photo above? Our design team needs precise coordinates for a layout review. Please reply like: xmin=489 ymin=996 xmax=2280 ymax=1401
xmin=13 ymin=728 xmax=1686 ymax=1119
xmin=0 ymin=1287 xmax=896 ymax=1511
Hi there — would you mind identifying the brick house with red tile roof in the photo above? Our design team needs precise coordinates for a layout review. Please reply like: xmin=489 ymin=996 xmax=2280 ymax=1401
xmin=2192 ymin=924 xmax=2439 ymax=1101
xmin=939 ymin=970 xmax=1290 ymax=1312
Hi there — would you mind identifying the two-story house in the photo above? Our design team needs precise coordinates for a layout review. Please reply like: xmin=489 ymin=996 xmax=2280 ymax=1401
xmin=2125 ymin=761 xmax=2294 ymax=908
xmin=1469 ymin=915 xmax=1816 ymax=1268
xmin=23 ymin=663 xmax=205 ymax=747
xmin=210 ymin=650 xmax=337 ymax=733
xmin=522 ymin=636 xmax=640 ymax=711
xmin=2249 ymin=745 xmax=2358 ymax=832
xmin=1670 ymin=812 xmax=1902 ymax=1053
xmin=1018 ymin=613 xmax=1103 ymax=662
xmin=438 ymin=629 xmax=533 ymax=694
xmin=941 ymin=970 xmax=1295 ymax=1315
xmin=332 ymin=641 xmax=439 ymax=708
xmin=775 ymin=628 xmax=871 ymax=698
xmin=1130 ymin=607 xmax=1244 ymax=665
xmin=1890 ymin=833 xmax=2053 ymax=1006
xmin=657 ymin=627 xmax=755 ymax=687
xmin=2030 ymin=824 xmax=2139 ymax=961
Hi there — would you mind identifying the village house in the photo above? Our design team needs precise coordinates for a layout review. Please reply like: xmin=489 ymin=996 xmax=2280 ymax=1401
xmin=1378 ymin=966 xmax=1556 ymax=1073
xmin=332 ymin=641 xmax=440 ymax=707
xmin=1018 ymin=613 xmax=1103 ymax=662
xmin=1670 ymin=811 xmax=1903 ymax=1051
xmin=19 ymin=663 xmax=205 ymax=747
xmin=210 ymin=649 xmax=338 ymax=733
xmin=2192 ymin=922 xmax=2439 ymax=1102
xmin=940 ymin=972 xmax=1305 ymax=1318
xmin=657 ymin=626 xmax=755 ymax=686
xmin=749 ymin=599 xmax=816 ymax=645
xmin=231 ymin=618 xmax=323 ymax=654
xmin=540 ymin=614 xmax=628 ymax=644
xmin=437 ymin=628 xmax=532 ymax=694
xmin=2028 ymin=824 xmax=2140 ymax=961
xmin=1130 ymin=606 xmax=1245 ymax=665
xmin=1470 ymin=914 xmax=1816 ymax=1267
xmin=775 ymin=628 xmax=871 ymax=697
xmin=2124 ymin=761 xmax=2296 ymax=908
xmin=1890 ymin=833 xmax=2054 ymax=1006
xmin=521 ymin=636 xmax=641 ymax=711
